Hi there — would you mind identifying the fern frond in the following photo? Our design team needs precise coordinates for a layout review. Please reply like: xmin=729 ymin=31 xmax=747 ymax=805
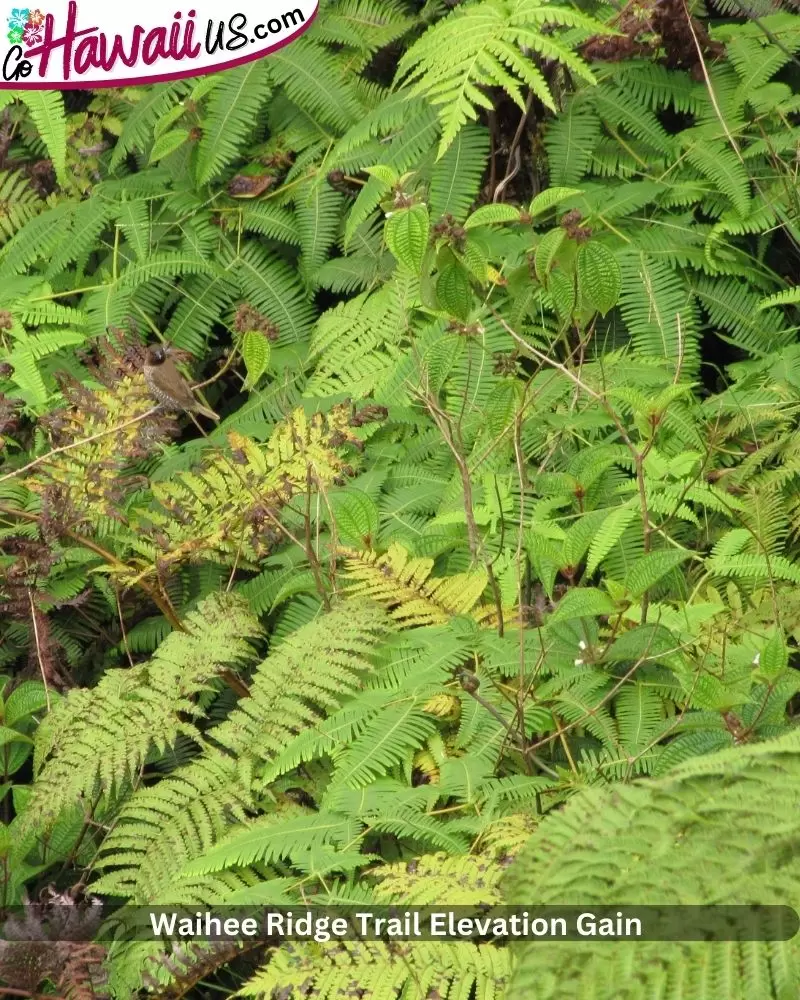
xmin=294 ymin=180 xmax=344 ymax=287
xmin=313 ymin=0 xmax=413 ymax=57
xmin=239 ymin=938 xmax=511 ymax=1000
xmin=110 ymin=82 xmax=191 ymax=169
xmin=267 ymin=35 xmax=365 ymax=131
xmin=544 ymin=95 xmax=602 ymax=186
xmin=341 ymin=543 xmax=491 ymax=625
xmin=618 ymin=250 xmax=699 ymax=367
xmin=429 ymin=124 xmax=490 ymax=221
xmin=212 ymin=599 xmax=392 ymax=759
xmin=195 ymin=62 xmax=272 ymax=185
xmin=91 ymin=753 xmax=253 ymax=902
xmin=14 ymin=90 xmax=67 ymax=185
xmin=24 ymin=594 xmax=261 ymax=831
xmin=235 ymin=242 xmax=316 ymax=344
xmin=0 ymin=170 xmax=43 ymax=244
xmin=397 ymin=0 xmax=603 ymax=156
xmin=506 ymin=729 xmax=800 ymax=999
xmin=124 ymin=405 xmax=364 ymax=585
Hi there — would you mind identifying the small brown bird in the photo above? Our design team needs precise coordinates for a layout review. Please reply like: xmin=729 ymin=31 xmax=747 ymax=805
xmin=284 ymin=787 xmax=319 ymax=811
xmin=143 ymin=345 xmax=219 ymax=422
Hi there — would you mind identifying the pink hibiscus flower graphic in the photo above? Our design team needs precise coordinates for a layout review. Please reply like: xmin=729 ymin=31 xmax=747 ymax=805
xmin=22 ymin=21 xmax=41 ymax=43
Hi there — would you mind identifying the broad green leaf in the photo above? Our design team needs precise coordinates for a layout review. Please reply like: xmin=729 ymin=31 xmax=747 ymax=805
xmin=422 ymin=333 xmax=464 ymax=390
xmin=534 ymin=228 xmax=566 ymax=284
xmin=385 ymin=204 xmax=430 ymax=272
xmin=549 ymin=268 xmax=576 ymax=319
xmin=462 ymin=240 xmax=488 ymax=282
xmin=464 ymin=204 xmax=521 ymax=229
xmin=5 ymin=681 xmax=51 ymax=727
xmin=530 ymin=187 xmax=583 ymax=217
xmin=149 ymin=129 xmax=190 ymax=164
xmin=624 ymin=551 xmax=692 ymax=599
xmin=0 ymin=726 xmax=32 ymax=748
xmin=190 ymin=75 xmax=220 ymax=102
xmin=242 ymin=331 xmax=271 ymax=389
xmin=577 ymin=241 xmax=621 ymax=315
xmin=2 ymin=740 xmax=33 ymax=776
xmin=154 ymin=103 xmax=187 ymax=138
xmin=11 ymin=785 xmax=31 ymax=813
xmin=755 ymin=628 xmax=789 ymax=683
xmin=550 ymin=588 xmax=617 ymax=623
xmin=436 ymin=262 xmax=473 ymax=320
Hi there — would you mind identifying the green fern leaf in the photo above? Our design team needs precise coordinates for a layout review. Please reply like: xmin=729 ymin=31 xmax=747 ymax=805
xmin=549 ymin=588 xmax=616 ymax=623
xmin=684 ymin=137 xmax=751 ymax=217
xmin=182 ymin=812 xmax=359 ymax=875
xmin=577 ymin=241 xmax=621 ymax=316
xmin=110 ymin=82 xmax=190 ymax=169
xmin=396 ymin=0 xmax=603 ymax=156
xmin=195 ymin=62 xmax=272 ymax=185
xmin=385 ymin=204 xmax=430 ymax=273
xmin=506 ymin=729 xmax=800 ymax=999
xmin=14 ymin=90 xmax=67 ymax=186
xmin=24 ymin=595 xmax=262 ymax=832
xmin=623 ymin=550 xmax=692 ymax=598
xmin=429 ymin=124 xmax=490 ymax=221
xmin=586 ymin=504 xmax=638 ymax=577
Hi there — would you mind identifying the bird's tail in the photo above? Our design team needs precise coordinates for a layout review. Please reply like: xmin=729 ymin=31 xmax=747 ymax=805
xmin=196 ymin=404 xmax=220 ymax=422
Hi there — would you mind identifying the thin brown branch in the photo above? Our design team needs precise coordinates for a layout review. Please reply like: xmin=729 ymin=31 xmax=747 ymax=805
xmin=305 ymin=468 xmax=331 ymax=610
xmin=115 ymin=583 xmax=134 ymax=668
xmin=492 ymin=90 xmax=532 ymax=203
xmin=460 ymin=673 xmax=560 ymax=779
xmin=421 ymin=390 xmax=481 ymax=559
xmin=488 ymin=306 xmax=639 ymax=455
xmin=27 ymin=589 xmax=50 ymax=711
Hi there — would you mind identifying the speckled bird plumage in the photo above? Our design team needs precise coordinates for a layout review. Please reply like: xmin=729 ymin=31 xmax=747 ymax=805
xmin=143 ymin=346 xmax=219 ymax=422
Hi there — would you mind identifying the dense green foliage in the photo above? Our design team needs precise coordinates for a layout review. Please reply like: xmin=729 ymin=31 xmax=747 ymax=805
xmin=508 ymin=727 xmax=800 ymax=998
xmin=2 ymin=0 xmax=800 ymax=996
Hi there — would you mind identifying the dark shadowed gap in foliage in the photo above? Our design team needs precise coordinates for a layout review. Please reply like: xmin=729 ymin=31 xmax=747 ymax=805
xmin=62 ymin=89 xmax=93 ymax=114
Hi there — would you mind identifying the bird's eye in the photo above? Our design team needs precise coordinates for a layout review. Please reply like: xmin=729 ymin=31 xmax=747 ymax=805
xmin=151 ymin=347 xmax=165 ymax=363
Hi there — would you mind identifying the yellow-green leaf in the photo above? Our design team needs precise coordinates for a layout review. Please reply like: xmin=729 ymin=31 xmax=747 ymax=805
xmin=534 ymin=228 xmax=566 ymax=285
xmin=577 ymin=242 xmax=621 ymax=316
xmin=149 ymin=129 xmax=190 ymax=164
xmin=464 ymin=204 xmax=520 ymax=229
xmin=437 ymin=262 xmax=472 ymax=320
xmin=242 ymin=332 xmax=271 ymax=389
xmin=530 ymin=187 xmax=583 ymax=217
xmin=385 ymin=204 xmax=430 ymax=273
